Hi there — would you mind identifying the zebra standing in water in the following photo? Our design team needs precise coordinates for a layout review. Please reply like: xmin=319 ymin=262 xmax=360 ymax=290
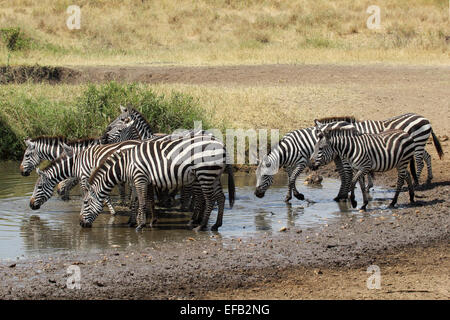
xmin=310 ymin=125 xmax=418 ymax=211
xmin=254 ymin=119 xmax=355 ymax=202
xmin=80 ymin=132 xmax=235 ymax=231
xmin=20 ymin=136 xmax=103 ymax=200
xmin=29 ymin=138 xmax=142 ymax=216
xmin=56 ymin=119 xmax=141 ymax=203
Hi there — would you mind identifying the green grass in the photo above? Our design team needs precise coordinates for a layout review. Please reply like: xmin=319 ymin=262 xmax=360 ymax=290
xmin=0 ymin=82 xmax=215 ymax=160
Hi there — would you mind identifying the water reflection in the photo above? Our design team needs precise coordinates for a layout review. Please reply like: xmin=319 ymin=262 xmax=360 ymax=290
xmin=0 ymin=161 xmax=395 ymax=259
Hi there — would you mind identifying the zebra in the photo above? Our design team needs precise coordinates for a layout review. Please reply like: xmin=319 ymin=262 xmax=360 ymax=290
xmin=29 ymin=140 xmax=142 ymax=218
xmin=20 ymin=136 xmax=103 ymax=200
xmin=309 ymin=124 xmax=418 ymax=211
xmin=254 ymin=120 xmax=355 ymax=203
xmin=56 ymin=119 xmax=142 ymax=203
xmin=104 ymin=105 xmax=154 ymax=139
xmin=80 ymin=131 xmax=235 ymax=231
xmin=317 ymin=113 xmax=444 ymax=186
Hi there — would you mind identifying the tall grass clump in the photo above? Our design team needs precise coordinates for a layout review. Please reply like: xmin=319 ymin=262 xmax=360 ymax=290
xmin=0 ymin=82 xmax=213 ymax=160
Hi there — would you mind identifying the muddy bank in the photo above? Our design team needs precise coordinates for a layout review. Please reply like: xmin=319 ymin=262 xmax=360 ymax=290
xmin=2 ymin=64 xmax=449 ymax=86
xmin=0 ymin=65 xmax=80 ymax=84
xmin=0 ymin=159 xmax=448 ymax=299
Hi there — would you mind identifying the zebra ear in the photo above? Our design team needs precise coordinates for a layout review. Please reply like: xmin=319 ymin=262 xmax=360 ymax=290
xmin=61 ymin=143 xmax=74 ymax=157
xmin=36 ymin=168 xmax=43 ymax=176
xmin=314 ymin=119 xmax=323 ymax=127
xmin=119 ymin=105 xmax=127 ymax=113
xmin=24 ymin=138 xmax=34 ymax=149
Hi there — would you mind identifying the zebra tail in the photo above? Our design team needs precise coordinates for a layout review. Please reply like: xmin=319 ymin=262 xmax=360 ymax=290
xmin=227 ymin=164 xmax=235 ymax=209
xmin=409 ymin=156 xmax=418 ymax=185
xmin=431 ymin=129 xmax=444 ymax=160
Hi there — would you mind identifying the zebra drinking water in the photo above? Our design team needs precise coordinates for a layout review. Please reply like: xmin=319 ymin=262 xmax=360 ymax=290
xmin=80 ymin=131 xmax=235 ymax=231
xmin=309 ymin=125 xmax=418 ymax=211
xmin=29 ymin=139 xmax=142 ymax=216
xmin=254 ymin=122 xmax=354 ymax=203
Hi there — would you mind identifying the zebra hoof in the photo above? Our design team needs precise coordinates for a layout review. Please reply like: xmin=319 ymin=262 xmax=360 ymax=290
xmin=388 ymin=203 xmax=396 ymax=209
xmin=149 ymin=219 xmax=158 ymax=228
xmin=293 ymin=192 xmax=305 ymax=200
xmin=351 ymin=199 xmax=357 ymax=208
xmin=211 ymin=224 xmax=221 ymax=231
xmin=135 ymin=224 xmax=145 ymax=231
xmin=284 ymin=195 xmax=292 ymax=203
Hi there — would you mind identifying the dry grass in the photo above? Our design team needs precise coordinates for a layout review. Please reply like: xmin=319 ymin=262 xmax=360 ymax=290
xmin=0 ymin=0 xmax=449 ymax=66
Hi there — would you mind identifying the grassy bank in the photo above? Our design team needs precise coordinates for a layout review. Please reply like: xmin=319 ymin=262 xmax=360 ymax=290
xmin=0 ymin=82 xmax=214 ymax=160
xmin=0 ymin=0 xmax=449 ymax=66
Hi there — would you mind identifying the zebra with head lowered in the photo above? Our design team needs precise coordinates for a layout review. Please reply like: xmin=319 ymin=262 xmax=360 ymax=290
xmin=56 ymin=119 xmax=141 ymax=203
xmin=254 ymin=117 xmax=356 ymax=203
xmin=80 ymin=131 xmax=235 ymax=231
xmin=30 ymin=138 xmax=142 ymax=219
xmin=310 ymin=124 xmax=418 ymax=211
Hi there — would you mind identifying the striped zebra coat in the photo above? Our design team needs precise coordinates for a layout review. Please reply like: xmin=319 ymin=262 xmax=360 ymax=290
xmin=29 ymin=140 xmax=142 ymax=215
xmin=80 ymin=132 xmax=235 ymax=231
xmin=254 ymin=126 xmax=352 ymax=202
xmin=318 ymin=113 xmax=443 ymax=185
xmin=310 ymin=125 xmax=417 ymax=211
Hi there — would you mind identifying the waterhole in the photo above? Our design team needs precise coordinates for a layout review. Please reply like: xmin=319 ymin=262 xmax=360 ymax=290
xmin=0 ymin=161 xmax=396 ymax=259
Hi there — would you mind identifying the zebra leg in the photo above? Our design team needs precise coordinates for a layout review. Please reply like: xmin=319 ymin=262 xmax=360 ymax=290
xmin=405 ymin=171 xmax=415 ymax=204
xmin=180 ymin=185 xmax=193 ymax=211
xmin=367 ymin=172 xmax=374 ymax=190
xmin=414 ymin=149 xmax=425 ymax=186
xmin=423 ymin=150 xmax=433 ymax=184
xmin=349 ymin=170 xmax=366 ymax=209
xmin=193 ymin=183 xmax=215 ymax=231
xmin=358 ymin=176 xmax=369 ymax=212
xmin=389 ymin=167 xmax=407 ymax=208
xmin=333 ymin=157 xmax=352 ymax=202
xmin=117 ymin=182 xmax=127 ymax=206
xmin=104 ymin=197 xmax=116 ymax=216
xmin=135 ymin=182 xmax=148 ymax=231
xmin=211 ymin=180 xmax=225 ymax=231
xmin=285 ymin=164 xmax=306 ymax=202
xmin=128 ymin=190 xmax=138 ymax=227
xmin=188 ymin=183 xmax=203 ymax=227
xmin=147 ymin=186 xmax=157 ymax=227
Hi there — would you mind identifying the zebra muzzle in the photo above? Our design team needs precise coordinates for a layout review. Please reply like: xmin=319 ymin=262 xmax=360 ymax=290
xmin=29 ymin=197 xmax=40 ymax=210
xmin=254 ymin=188 xmax=265 ymax=198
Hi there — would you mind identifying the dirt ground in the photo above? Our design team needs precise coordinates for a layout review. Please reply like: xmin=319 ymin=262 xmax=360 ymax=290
xmin=0 ymin=64 xmax=448 ymax=300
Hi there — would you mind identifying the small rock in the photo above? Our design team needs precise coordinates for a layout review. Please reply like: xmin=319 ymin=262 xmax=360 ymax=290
xmin=304 ymin=173 xmax=323 ymax=185
xmin=8 ymin=263 xmax=16 ymax=268
xmin=93 ymin=281 xmax=105 ymax=287
xmin=314 ymin=269 xmax=323 ymax=275
xmin=279 ymin=227 xmax=287 ymax=232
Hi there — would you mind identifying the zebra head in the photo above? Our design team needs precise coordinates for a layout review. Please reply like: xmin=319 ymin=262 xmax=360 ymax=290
xmin=30 ymin=168 xmax=56 ymax=210
xmin=20 ymin=139 xmax=40 ymax=176
xmin=254 ymin=155 xmax=278 ymax=198
xmin=79 ymin=187 xmax=103 ymax=228
xmin=310 ymin=120 xmax=351 ymax=170
xmin=101 ymin=118 xmax=139 ymax=144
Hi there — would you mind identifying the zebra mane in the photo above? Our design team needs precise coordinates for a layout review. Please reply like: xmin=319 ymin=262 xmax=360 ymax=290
xmin=29 ymin=136 xmax=67 ymax=143
xmin=88 ymin=150 xmax=122 ymax=185
xmin=315 ymin=116 xmax=357 ymax=124
xmin=129 ymin=108 xmax=153 ymax=134
xmin=67 ymin=137 xmax=100 ymax=145
xmin=322 ymin=126 xmax=360 ymax=137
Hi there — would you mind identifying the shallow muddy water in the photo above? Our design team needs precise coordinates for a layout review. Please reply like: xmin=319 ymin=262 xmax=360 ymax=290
xmin=0 ymin=161 xmax=396 ymax=260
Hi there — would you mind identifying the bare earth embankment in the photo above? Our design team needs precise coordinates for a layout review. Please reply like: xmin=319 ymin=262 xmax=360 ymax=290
xmin=0 ymin=64 xmax=448 ymax=300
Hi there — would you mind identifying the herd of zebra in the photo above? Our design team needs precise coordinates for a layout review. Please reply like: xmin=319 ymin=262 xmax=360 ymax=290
xmin=20 ymin=107 xmax=443 ymax=231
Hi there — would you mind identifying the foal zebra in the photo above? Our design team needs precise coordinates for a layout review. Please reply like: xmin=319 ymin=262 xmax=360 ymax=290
xmin=29 ymin=140 xmax=142 ymax=215
xmin=80 ymin=132 xmax=235 ymax=231
xmin=310 ymin=125 xmax=417 ymax=211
